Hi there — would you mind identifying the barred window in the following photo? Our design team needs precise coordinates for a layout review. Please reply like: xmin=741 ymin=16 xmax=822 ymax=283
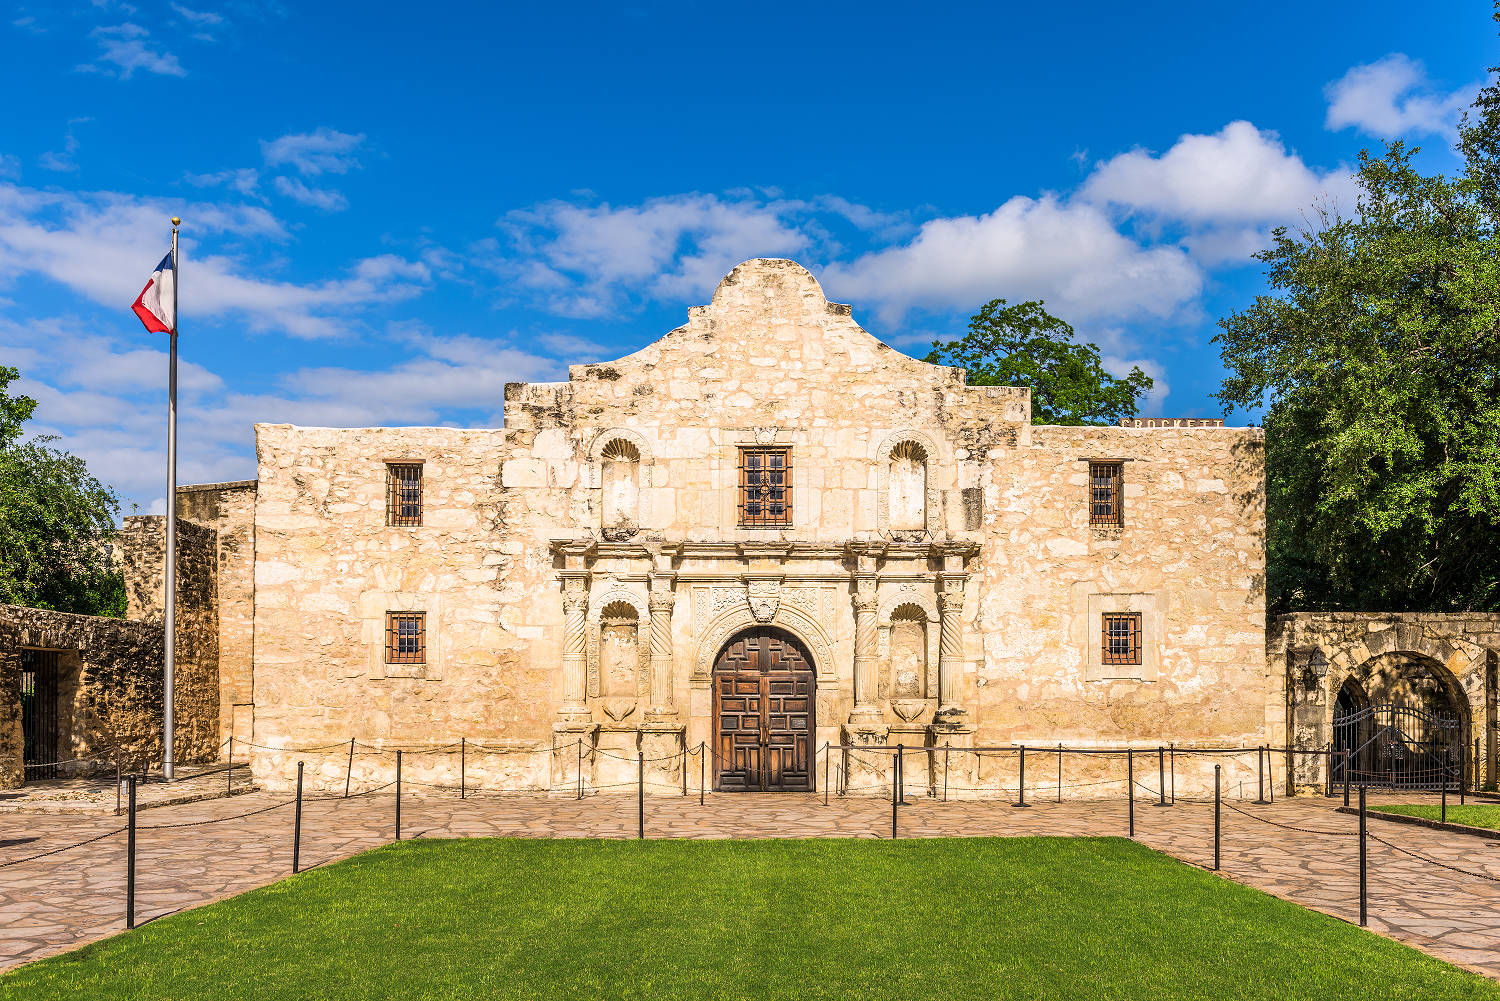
xmin=1089 ymin=461 xmax=1123 ymax=527
xmin=1101 ymin=612 xmax=1142 ymax=666
xmin=385 ymin=612 xmax=426 ymax=664
xmin=386 ymin=463 xmax=423 ymax=526
xmin=738 ymin=447 xmax=791 ymax=528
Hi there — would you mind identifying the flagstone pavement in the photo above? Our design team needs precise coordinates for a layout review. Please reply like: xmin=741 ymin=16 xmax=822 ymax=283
xmin=3 ymin=786 xmax=1500 ymax=978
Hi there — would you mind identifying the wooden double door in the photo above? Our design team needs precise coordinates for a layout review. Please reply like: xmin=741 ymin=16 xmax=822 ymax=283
xmin=713 ymin=628 xmax=816 ymax=791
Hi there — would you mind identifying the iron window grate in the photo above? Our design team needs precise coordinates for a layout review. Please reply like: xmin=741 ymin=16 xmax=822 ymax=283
xmin=1102 ymin=612 xmax=1142 ymax=666
xmin=386 ymin=463 xmax=423 ymax=526
xmin=385 ymin=612 xmax=426 ymax=664
xmin=1089 ymin=461 xmax=1123 ymax=527
xmin=738 ymin=447 xmax=792 ymax=528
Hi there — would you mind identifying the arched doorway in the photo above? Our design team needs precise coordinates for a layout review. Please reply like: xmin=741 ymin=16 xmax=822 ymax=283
xmin=1332 ymin=655 xmax=1465 ymax=789
xmin=712 ymin=627 xmax=815 ymax=792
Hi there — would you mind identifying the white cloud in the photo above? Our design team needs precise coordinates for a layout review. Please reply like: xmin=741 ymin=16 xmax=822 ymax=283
xmin=498 ymin=193 xmax=813 ymax=316
xmin=1325 ymin=54 xmax=1476 ymax=138
xmin=1082 ymin=121 xmax=1356 ymax=225
xmin=821 ymin=195 xmax=1202 ymax=325
xmin=0 ymin=181 xmax=429 ymax=339
xmin=185 ymin=167 xmax=261 ymax=197
xmin=261 ymin=129 xmax=366 ymax=176
xmin=1 ymin=315 xmax=558 ymax=509
xmin=81 ymin=23 xmax=185 ymax=79
xmin=273 ymin=175 xmax=348 ymax=212
xmin=170 ymin=4 xmax=222 ymax=25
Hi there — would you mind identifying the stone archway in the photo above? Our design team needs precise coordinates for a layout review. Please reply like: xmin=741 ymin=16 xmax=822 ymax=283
xmin=711 ymin=627 xmax=816 ymax=792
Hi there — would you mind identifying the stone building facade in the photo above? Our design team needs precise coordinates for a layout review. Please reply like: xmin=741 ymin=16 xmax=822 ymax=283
xmin=246 ymin=259 xmax=1273 ymax=796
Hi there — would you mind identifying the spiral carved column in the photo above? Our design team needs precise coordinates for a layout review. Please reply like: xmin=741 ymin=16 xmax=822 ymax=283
xmin=936 ymin=576 xmax=967 ymax=719
xmin=646 ymin=579 xmax=676 ymax=720
xmin=559 ymin=581 xmax=590 ymax=720
xmin=850 ymin=579 xmax=882 ymax=721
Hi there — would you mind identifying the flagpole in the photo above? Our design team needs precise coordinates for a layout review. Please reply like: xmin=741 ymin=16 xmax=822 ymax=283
xmin=164 ymin=217 xmax=180 ymax=781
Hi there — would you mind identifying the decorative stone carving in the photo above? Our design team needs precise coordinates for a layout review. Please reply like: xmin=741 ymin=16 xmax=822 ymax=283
xmin=935 ymin=573 xmax=967 ymax=722
xmin=875 ymin=429 xmax=944 ymax=539
xmin=746 ymin=578 xmax=781 ymax=623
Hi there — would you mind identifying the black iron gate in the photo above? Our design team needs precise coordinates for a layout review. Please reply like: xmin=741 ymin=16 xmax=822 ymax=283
xmin=1332 ymin=702 xmax=1461 ymax=790
xmin=20 ymin=649 xmax=60 ymax=781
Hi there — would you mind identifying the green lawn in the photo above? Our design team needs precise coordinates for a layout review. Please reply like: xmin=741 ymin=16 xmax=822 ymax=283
xmin=1373 ymin=802 xmax=1500 ymax=832
xmin=4 ymin=837 xmax=1495 ymax=1000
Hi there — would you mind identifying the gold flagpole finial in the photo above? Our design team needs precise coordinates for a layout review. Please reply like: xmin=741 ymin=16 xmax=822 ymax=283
xmin=171 ymin=216 xmax=181 ymax=227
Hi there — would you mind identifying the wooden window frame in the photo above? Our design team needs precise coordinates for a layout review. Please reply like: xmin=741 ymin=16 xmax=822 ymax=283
xmin=385 ymin=612 xmax=426 ymax=665
xmin=386 ymin=462 xmax=423 ymax=527
xmin=1101 ymin=612 xmax=1142 ymax=667
xmin=1089 ymin=461 xmax=1124 ymax=527
xmin=737 ymin=446 xmax=792 ymax=529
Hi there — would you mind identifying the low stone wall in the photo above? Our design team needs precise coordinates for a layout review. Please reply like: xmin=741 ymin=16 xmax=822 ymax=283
xmin=0 ymin=605 xmax=219 ymax=786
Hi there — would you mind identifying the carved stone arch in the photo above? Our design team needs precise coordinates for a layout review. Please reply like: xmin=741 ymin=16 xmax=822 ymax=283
xmin=693 ymin=601 xmax=836 ymax=685
xmin=1319 ymin=631 xmax=1486 ymax=748
xmin=586 ymin=582 xmax=648 ymax=701
xmin=875 ymin=428 xmax=943 ymax=538
xmin=586 ymin=429 xmax=654 ymax=538
xmin=587 ymin=427 xmax=654 ymax=465
xmin=875 ymin=585 xmax=940 ymax=626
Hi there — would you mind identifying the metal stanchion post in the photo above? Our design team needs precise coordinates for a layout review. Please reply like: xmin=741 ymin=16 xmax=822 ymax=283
xmin=1460 ymin=737 xmax=1468 ymax=806
xmin=344 ymin=738 xmax=354 ymax=799
xmin=824 ymin=744 xmax=830 ymax=807
xmin=1057 ymin=743 xmax=1063 ymax=803
xmin=395 ymin=750 xmax=402 ymax=841
xmin=891 ymin=745 xmax=902 ymax=839
xmin=1350 ymin=747 xmax=1362 ymax=810
xmin=1013 ymin=746 xmax=1029 ymax=808
xmin=460 ymin=738 xmax=466 ymax=800
xmin=125 ymin=774 xmax=137 ymax=929
xmin=1255 ymin=745 xmax=1269 ymax=804
xmin=699 ymin=742 xmax=706 ymax=806
xmin=577 ymin=739 xmax=583 ymax=800
xmin=293 ymin=761 xmax=304 ymax=873
xmin=1127 ymin=750 xmax=1135 ymax=837
xmin=637 ymin=751 xmax=645 ymax=840
xmin=1155 ymin=746 xmax=1167 ymax=807
xmin=1213 ymin=764 xmax=1221 ymax=871
xmin=1442 ymin=747 xmax=1449 ymax=824
xmin=227 ymin=734 xmax=234 ymax=796
xmin=682 ymin=747 xmax=688 ymax=797
xmin=943 ymin=742 xmax=950 ymax=803
xmin=1358 ymin=784 xmax=1368 ymax=926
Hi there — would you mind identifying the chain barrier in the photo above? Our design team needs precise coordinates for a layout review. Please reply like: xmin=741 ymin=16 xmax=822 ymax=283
xmin=1366 ymin=831 xmax=1500 ymax=884
xmin=1218 ymin=799 xmax=1357 ymax=837
xmin=0 ymin=827 xmax=126 ymax=868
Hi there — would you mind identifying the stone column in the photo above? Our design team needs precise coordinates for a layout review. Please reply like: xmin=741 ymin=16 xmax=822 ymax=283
xmin=848 ymin=542 xmax=885 ymax=724
xmin=935 ymin=574 xmax=967 ymax=723
xmin=559 ymin=579 xmax=590 ymax=721
xmin=646 ymin=573 xmax=676 ymax=721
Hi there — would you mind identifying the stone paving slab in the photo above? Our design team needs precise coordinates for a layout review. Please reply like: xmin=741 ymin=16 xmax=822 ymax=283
xmin=1 ymin=790 xmax=1499 ymax=978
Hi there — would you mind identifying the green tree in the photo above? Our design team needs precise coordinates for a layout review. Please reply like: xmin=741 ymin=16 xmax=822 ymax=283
xmin=0 ymin=365 xmax=125 ymax=616
xmin=925 ymin=299 xmax=1154 ymax=425
xmin=1214 ymin=9 xmax=1500 ymax=613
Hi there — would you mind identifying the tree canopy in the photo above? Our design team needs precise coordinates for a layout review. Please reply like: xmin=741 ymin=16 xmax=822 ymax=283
xmin=1215 ymin=10 xmax=1500 ymax=613
xmin=0 ymin=365 xmax=125 ymax=616
xmin=925 ymin=298 xmax=1154 ymax=425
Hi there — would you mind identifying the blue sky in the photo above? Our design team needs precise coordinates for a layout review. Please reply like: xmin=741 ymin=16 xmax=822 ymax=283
xmin=1 ymin=1 xmax=1494 ymax=514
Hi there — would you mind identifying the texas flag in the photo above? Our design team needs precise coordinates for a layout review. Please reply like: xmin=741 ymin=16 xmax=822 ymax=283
xmin=132 ymin=250 xmax=176 ymax=333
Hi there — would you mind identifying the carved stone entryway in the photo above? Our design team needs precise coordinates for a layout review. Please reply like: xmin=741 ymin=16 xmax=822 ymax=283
xmin=713 ymin=628 xmax=815 ymax=792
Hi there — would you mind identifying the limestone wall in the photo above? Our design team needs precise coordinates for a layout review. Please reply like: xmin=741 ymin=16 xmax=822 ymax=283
xmin=247 ymin=259 xmax=1271 ymax=797
xmin=249 ymin=425 xmax=537 ymax=791
xmin=117 ymin=515 xmax=222 ymax=762
xmin=0 ymin=605 xmax=218 ymax=787
xmin=176 ymin=481 xmax=257 ymax=747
